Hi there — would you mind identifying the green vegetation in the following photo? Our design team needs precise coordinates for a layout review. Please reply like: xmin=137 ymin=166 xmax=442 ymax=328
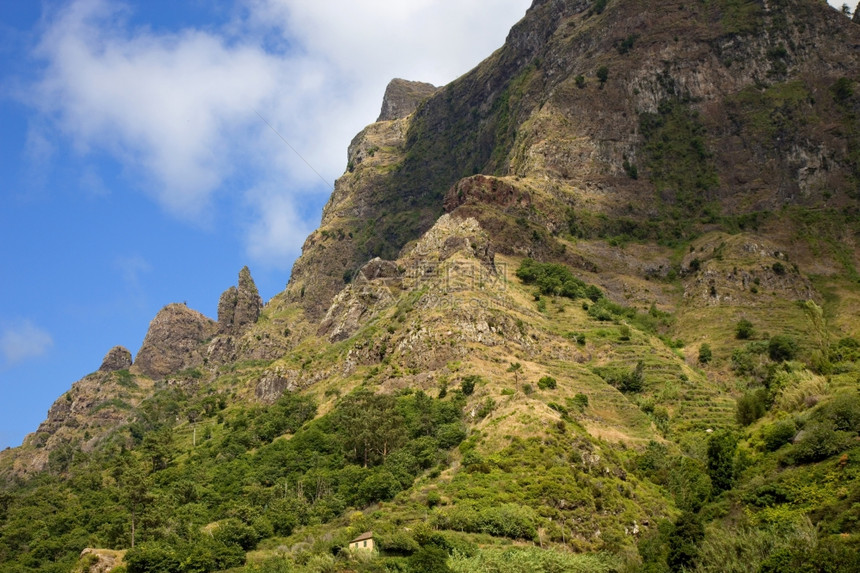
xmin=735 ymin=318 xmax=754 ymax=340
xmin=698 ymin=343 xmax=712 ymax=364
xmin=515 ymin=258 xmax=602 ymax=301
xmin=450 ymin=547 xmax=619 ymax=572
xmin=768 ymin=334 xmax=798 ymax=362
xmin=0 ymin=388 xmax=468 ymax=572
xmin=715 ymin=0 xmax=764 ymax=35
xmin=593 ymin=360 xmax=645 ymax=393
xmin=639 ymin=100 xmax=719 ymax=215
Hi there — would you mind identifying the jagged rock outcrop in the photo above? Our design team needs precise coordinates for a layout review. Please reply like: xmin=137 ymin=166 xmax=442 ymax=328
xmin=134 ymin=303 xmax=217 ymax=379
xmin=319 ymin=215 xmax=496 ymax=342
xmin=217 ymin=266 xmax=263 ymax=335
xmin=286 ymin=0 xmax=860 ymax=324
xmin=98 ymin=346 xmax=132 ymax=372
xmin=377 ymin=78 xmax=438 ymax=121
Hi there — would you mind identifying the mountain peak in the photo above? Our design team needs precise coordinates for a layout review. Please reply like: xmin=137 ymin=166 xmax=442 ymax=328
xmin=376 ymin=78 xmax=438 ymax=122
xmin=134 ymin=303 xmax=216 ymax=379
xmin=98 ymin=346 xmax=132 ymax=373
xmin=217 ymin=266 xmax=263 ymax=336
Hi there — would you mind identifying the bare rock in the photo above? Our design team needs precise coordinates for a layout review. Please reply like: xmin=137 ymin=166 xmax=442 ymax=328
xmin=134 ymin=303 xmax=217 ymax=379
xmin=217 ymin=266 xmax=263 ymax=335
xmin=319 ymin=281 xmax=398 ymax=342
xmin=98 ymin=346 xmax=132 ymax=372
xmin=377 ymin=78 xmax=438 ymax=122
xmin=78 ymin=548 xmax=123 ymax=573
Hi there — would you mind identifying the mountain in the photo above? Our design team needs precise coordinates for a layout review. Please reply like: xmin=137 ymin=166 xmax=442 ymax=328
xmin=2 ymin=0 xmax=860 ymax=572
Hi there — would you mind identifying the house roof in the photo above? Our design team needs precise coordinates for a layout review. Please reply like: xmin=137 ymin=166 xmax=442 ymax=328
xmin=350 ymin=531 xmax=373 ymax=543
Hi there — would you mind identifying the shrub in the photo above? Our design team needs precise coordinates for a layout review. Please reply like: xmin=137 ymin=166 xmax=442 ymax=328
xmin=214 ymin=518 xmax=258 ymax=551
xmin=475 ymin=397 xmax=495 ymax=419
xmin=698 ymin=343 xmax=713 ymax=364
xmin=436 ymin=423 xmax=467 ymax=449
xmin=124 ymin=542 xmax=180 ymax=573
xmin=620 ymin=361 xmax=645 ymax=393
xmin=408 ymin=545 xmax=452 ymax=573
xmin=596 ymin=66 xmax=609 ymax=84
xmin=449 ymin=547 xmax=620 ymax=573
xmin=790 ymin=421 xmax=853 ymax=463
xmin=830 ymin=336 xmax=860 ymax=363
xmin=426 ymin=491 xmax=442 ymax=509
xmin=537 ymin=376 xmax=557 ymax=390
xmin=768 ymin=335 xmax=798 ymax=362
xmin=460 ymin=375 xmax=480 ymax=396
xmin=736 ymin=388 xmax=768 ymax=426
xmin=818 ymin=392 xmax=860 ymax=433
xmin=516 ymin=259 xmax=589 ymax=299
xmin=772 ymin=261 xmax=786 ymax=275
xmin=623 ymin=160 xmax=639 ymax=179
xmin=735 ymin=319 xmax=754 ymax=340
xmin=762 ymin=418 xmax=796 ymax=451
xmin=575 ymin=74 xmax=586 ymax=88
xmin=571 ymin=393 xmax=589 ymax=410
xmin=707 ymin=430 xmax=738 ymax=493
xmin=832 ymin=76 xmax=854 ymax=102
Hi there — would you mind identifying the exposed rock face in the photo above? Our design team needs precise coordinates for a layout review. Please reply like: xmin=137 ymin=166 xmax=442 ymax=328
xmin=319 ymin=214 xmax=496 ymax=342
xmin=217 ymin=266 xmax=263 ymax=335
xmin=78 ymin=548 xmax=122 ymax=573
xmin=8 ymin=367 xmax=153 ymax=476
xmin=98 ymin=346 xmax=132 ymax=372
xmin=134 ymin=304 xmax=217 ymax=379
xmin=286 ymin=113 xmax=418 ymax=322
xmin=377 ymin=78 xmax=438 ymax=122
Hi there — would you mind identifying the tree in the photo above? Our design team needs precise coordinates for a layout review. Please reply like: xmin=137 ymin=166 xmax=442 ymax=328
xmin=768 ymin=335 xmax=798 ymax=362
xmin=667 ymin=511 xmax=704 ymax=572
xmin=619 ymin=360 xmax=645 ymax=393
xmin=507 ymin=362 xmax=523 ymax=392
xmin=408 ymin=545 xmax=452 ymax=573
xmin=140 ymin=427 xmax=176 ymax=472
xmin=111 ymin=452 xmax=152 ymax=548
xmin=736 ymin=389 xmax=768 ymax=426
xmin=334 ymin=390 xmax=406 ymax=467
xmin=706 ymin=430 xmax=737 ymax=494
xmin=596 ymin=66 xmax=609 ymax=85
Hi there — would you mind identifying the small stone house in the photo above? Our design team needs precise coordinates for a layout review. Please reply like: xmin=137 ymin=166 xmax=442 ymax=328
xmin=348 ymin=531 xmax=374 ymax=552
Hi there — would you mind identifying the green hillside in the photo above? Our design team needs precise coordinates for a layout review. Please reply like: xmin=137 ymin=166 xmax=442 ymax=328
xmin=2 ymin=0 xmax=860 ymax=572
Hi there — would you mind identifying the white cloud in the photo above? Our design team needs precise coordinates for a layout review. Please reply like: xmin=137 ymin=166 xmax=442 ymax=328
xmin=29 ymin=0 xmax=532 ymax=267
xmin=34 ymin=0 xmax=283 ymax=219
xmin=244 ymin=186 xmax=316 ymax=270
xmin=114 ymin=254 xmax=152 ymax=287
xmin=0 ymin=320 xmax=54 ymax=365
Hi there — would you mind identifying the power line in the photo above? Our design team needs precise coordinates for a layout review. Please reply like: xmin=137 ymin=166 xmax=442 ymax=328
xmin=254 ymin=110 xmax=333 ymax=189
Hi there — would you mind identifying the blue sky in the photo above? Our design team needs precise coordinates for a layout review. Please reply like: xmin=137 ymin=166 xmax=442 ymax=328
xmin=0 ymin=0 xmax=534 ymax=449
xmin=0 ymin=0 xmax=853 ymax=450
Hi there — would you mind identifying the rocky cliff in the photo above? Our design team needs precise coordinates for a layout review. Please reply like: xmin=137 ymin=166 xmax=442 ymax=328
xmin=3 ymin=1 xmax=860 ymax=570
